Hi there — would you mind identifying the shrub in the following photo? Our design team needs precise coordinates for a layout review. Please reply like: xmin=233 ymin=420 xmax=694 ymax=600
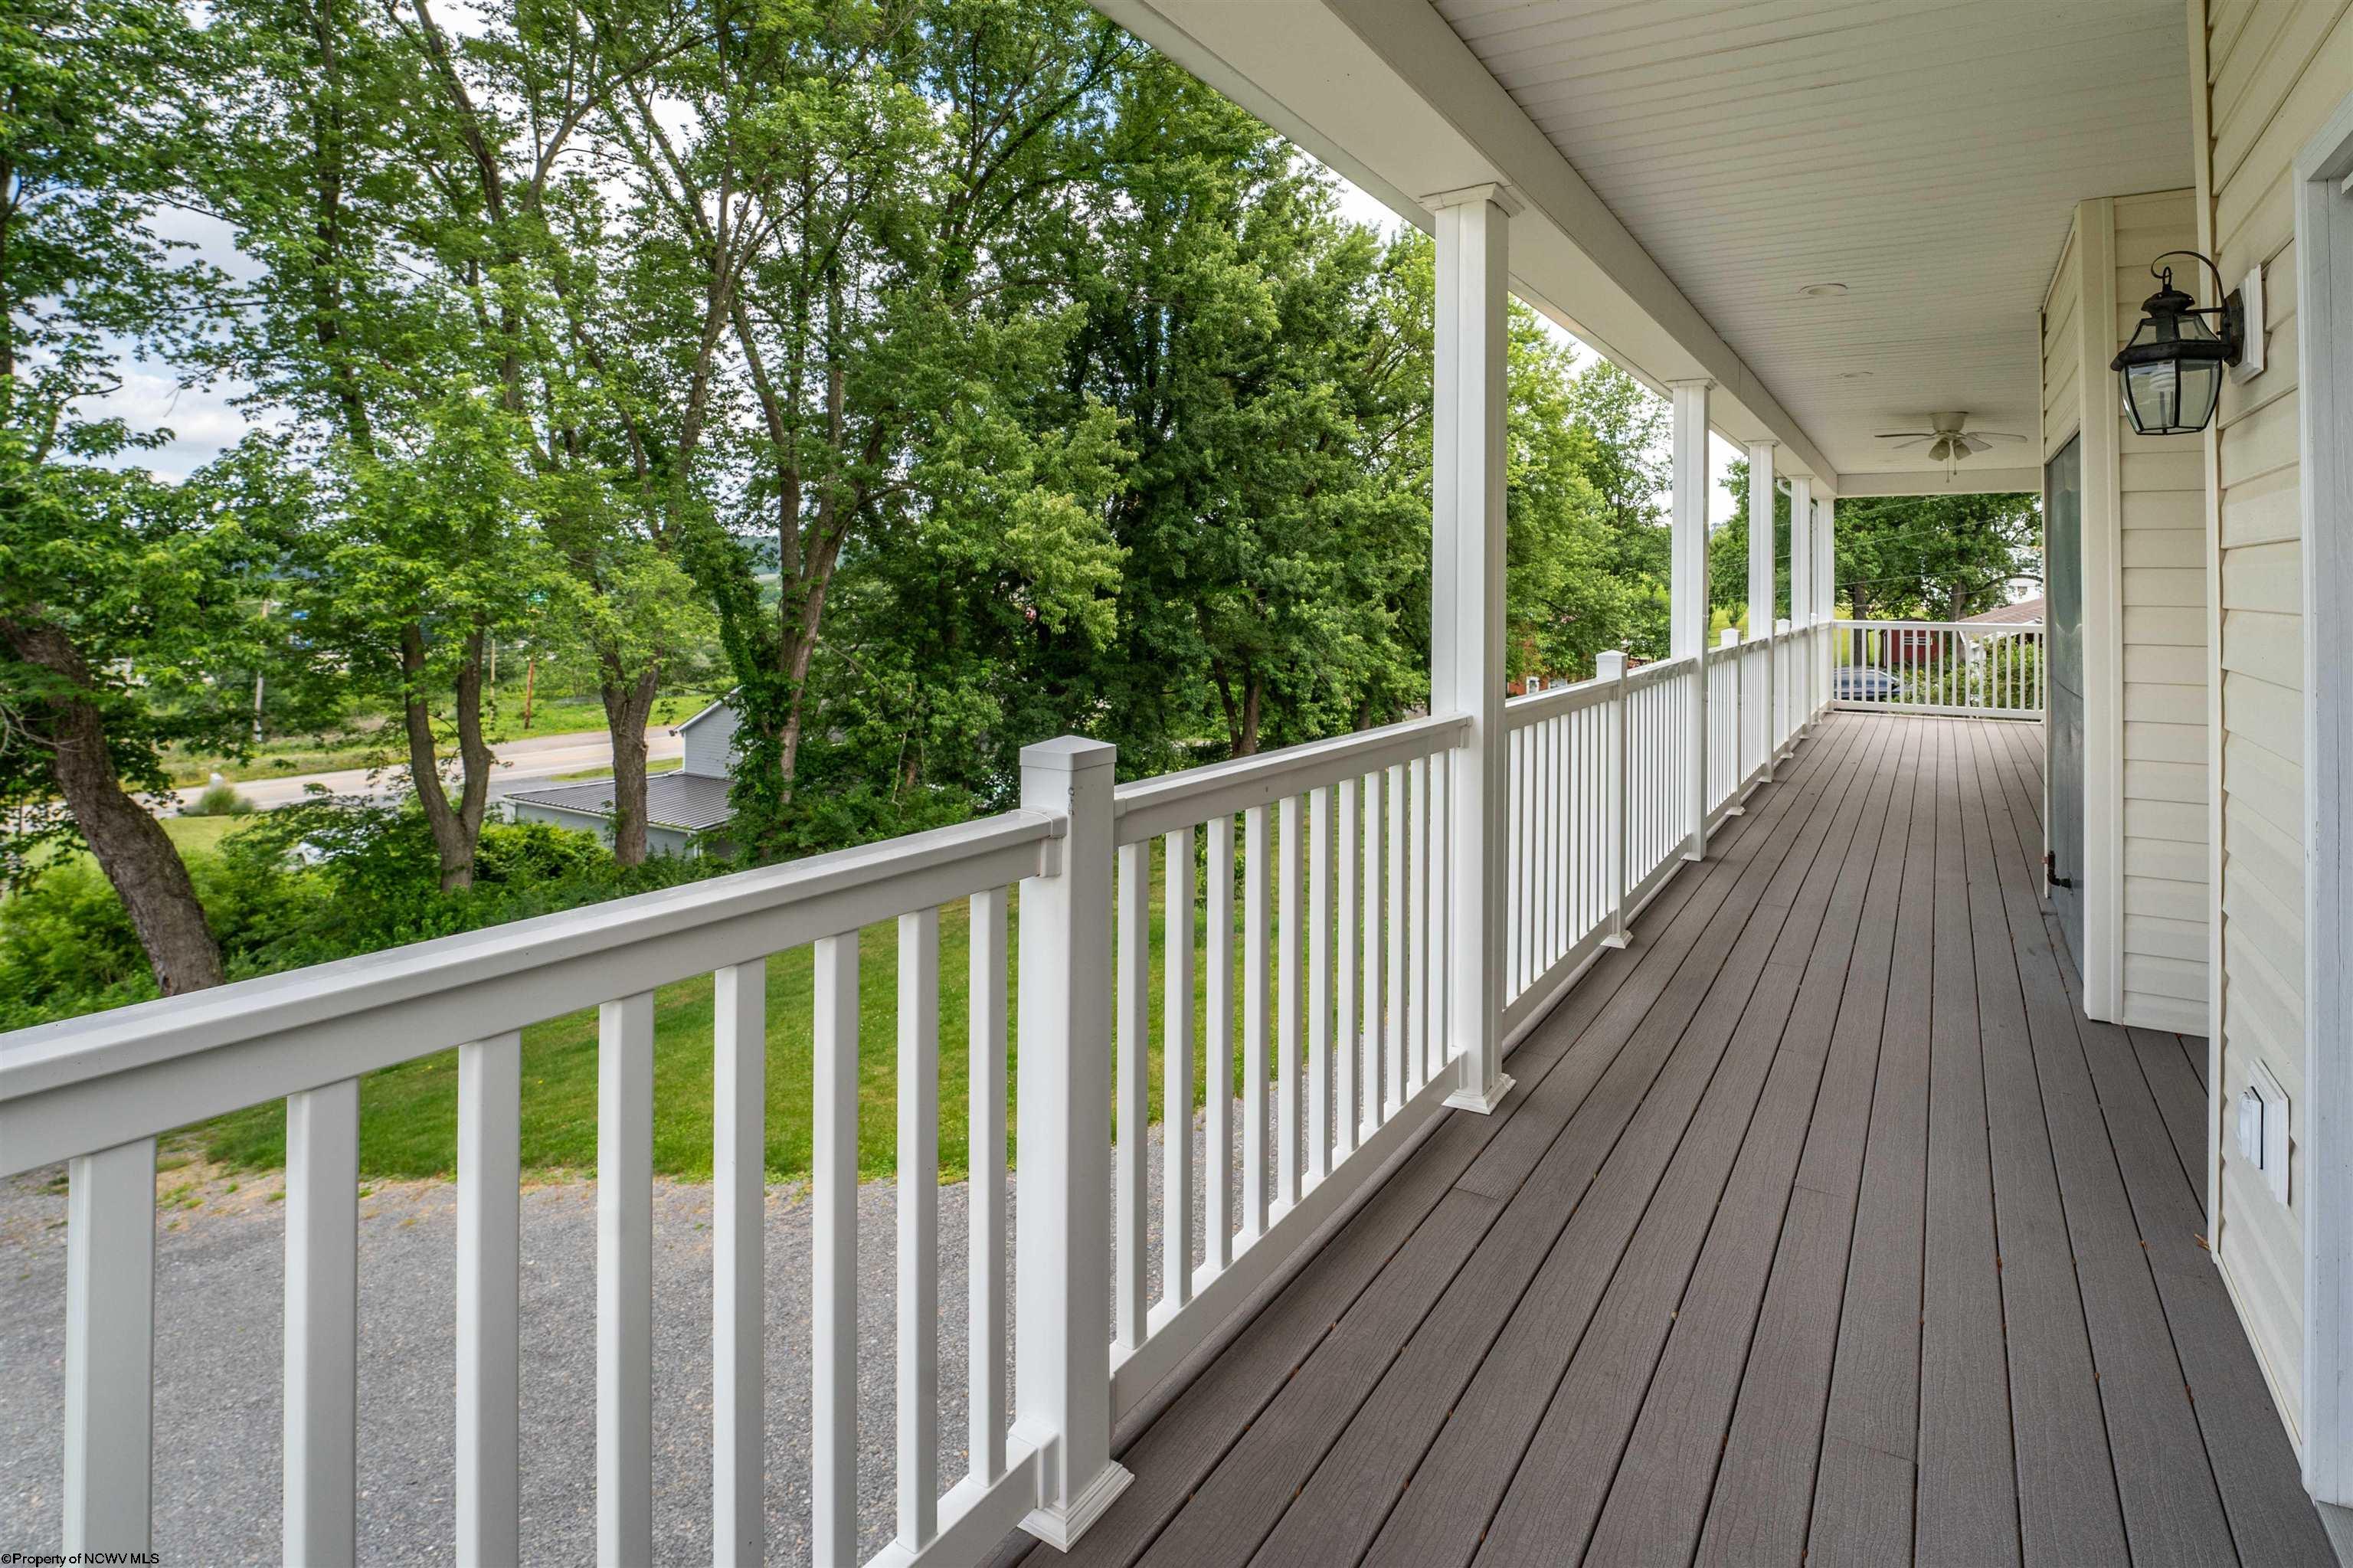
xmin=183 ymin=782 xmax=254 ymax=817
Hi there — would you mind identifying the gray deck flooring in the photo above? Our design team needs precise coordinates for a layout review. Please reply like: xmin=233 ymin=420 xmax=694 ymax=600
xmin=1018 ymin=713 xmax=2334 ymax=1568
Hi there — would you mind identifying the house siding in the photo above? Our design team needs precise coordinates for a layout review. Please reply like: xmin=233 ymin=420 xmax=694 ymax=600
xmin=2193 ymin=0 xmax=2353 ymax=1449
xmin=680 ymin=702 xmax=741 ymax=779
xmin=2042 ymin=192 xmax=2214 ymax=1034
xmin=2116 ymin=188 xmax=2214 ymax=1036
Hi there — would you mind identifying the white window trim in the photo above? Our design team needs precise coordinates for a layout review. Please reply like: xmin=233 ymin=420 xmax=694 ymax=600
xmin=2295 ymin=85 xmax=2353 ymax=1506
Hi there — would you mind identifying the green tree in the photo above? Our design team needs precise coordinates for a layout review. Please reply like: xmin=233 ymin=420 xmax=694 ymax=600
xmin=0 ymin=0 xmax=258 ymax=993
xmin=587 ymin=0 xmax=1133 ymax=859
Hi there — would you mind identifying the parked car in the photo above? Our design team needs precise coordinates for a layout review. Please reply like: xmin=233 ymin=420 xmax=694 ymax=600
xmin=1836 ymin=666 xmax=1903 ymax=701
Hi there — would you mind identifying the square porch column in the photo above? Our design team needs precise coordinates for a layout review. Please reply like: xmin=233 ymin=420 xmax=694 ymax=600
xmin=1747 ymin=440 xmax=1778 ymax=780
xmin=1818 ymin=493 xmax=1837 ymax=712
xmin=1668 ymin=378 xmax=1713 ymax=862
xmin=1428 ymin=182 xmax=1518 ymax=1116
xmin=1789 ymin=475 xmax=1813 ymax=732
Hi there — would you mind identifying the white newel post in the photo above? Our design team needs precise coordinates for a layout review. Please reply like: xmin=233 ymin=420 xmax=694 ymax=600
xmin=1788 ymin=476 xmax=1813 ymax=733
xmin=1669 ymin=378 xmax=1713 ymax=862
xmin=1818 ymin=494 xmax=1837 ymax=713
xmin=1746 ymin=440 xmax=1777 ymax=782
xmin=1426 ymin=182 xmax=1518 ymax=1116
xmin=1016 ymin=736 xmax=1132 ymax=1548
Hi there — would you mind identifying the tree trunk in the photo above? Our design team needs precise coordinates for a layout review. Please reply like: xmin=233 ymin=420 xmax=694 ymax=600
xmin=600 ymin=659 xmax=660 ymax=867
xmin=401 ymin=620 xmax=496 ymax=892
xmin=2 ymin=616 xmax=224 ymax=994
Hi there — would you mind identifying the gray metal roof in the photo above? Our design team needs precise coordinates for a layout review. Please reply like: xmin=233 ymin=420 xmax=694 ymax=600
xmin=506 ymin=771 xmax=736 ymax=833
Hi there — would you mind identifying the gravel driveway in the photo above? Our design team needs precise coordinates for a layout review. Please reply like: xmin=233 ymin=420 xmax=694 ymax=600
xmin=0 ymin=1114 xmax=1229 ymax=1566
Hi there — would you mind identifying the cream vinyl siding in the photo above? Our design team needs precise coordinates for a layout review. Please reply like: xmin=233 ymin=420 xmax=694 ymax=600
xmin=2194 ymin=0 xmax=2353 ymax=1448
xmin=2041 ymin=193 xmax=2212 ymax=1031
xmin=2116 ymin=189 xmax=2212 ymax=1033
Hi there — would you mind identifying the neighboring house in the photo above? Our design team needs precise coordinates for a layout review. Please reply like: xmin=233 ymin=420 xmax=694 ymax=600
xmin=1960 ymin=594 xmax=2047 ymax=627
xmin=505 ymin=696 xmax=740 ymax=857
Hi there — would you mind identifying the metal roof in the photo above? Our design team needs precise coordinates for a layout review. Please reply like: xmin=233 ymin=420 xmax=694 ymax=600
xmin=505 ymin=771 xmax=737 ymax=833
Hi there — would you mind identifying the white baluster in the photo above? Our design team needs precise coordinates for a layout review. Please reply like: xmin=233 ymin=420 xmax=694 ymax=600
xmin=1306 ymin=791 xmax=1332 ymax=1186
xmin=968 ymin=888 xmax=1009 ymax=1487
xmin=714 ymin=966 xmax=765 ymax=1568
xmin=63 ymin=1137 xmax=154 ymax=1557
xmin=812 ymin=936 xmax=859 ymax=1564
xmin=1207 ymin=814 xmax=1235 ymax=1272
xmin=1163 ymin=830 xmax=1196 ymax=1308
xmin=1334 ymin=780 xmax=1360 ymax=1159
xmin=286 ymin=1076 xmax=359 ymax=1567
xmin=1243 ymin=803 xmax=1271 ymax=1241
xmin=1278 ymin=793 xmax=1302 ymax=1210
xmin=1114 ymin=842 xmax=1147 ymax=1350
xmin=458 ymin=1034 xmax=521 ymax=1568
xmin=597 ymin=995 xmax=654 ymax=1568
xmin=898 ymin=909 xmax=940 ymax=1551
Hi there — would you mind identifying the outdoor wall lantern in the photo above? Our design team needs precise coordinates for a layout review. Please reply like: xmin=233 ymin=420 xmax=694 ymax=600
xmin=2109 ymin=250 xmax=2246 ymax=436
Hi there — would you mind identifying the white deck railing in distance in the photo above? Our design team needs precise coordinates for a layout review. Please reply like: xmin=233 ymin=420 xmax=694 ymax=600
xmin=1832 ymin=620 xmax=2047 ymax=718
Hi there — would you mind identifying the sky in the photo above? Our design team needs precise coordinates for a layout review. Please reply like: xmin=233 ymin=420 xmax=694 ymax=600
xmin=96 ymin=159 xmax=1742 ymax=529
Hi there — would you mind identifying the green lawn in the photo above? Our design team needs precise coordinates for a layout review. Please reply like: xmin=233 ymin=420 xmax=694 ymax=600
xmin=164 ymin=690 xmax=721 ymax=787
xmin=184 ymin=845 xmax=1261 ymax=1185
xmin=553 ymin=756 xmax=682 ymax=783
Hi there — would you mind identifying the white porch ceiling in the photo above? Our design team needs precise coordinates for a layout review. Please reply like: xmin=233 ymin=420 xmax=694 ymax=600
xmin=1095 ymin=0 xmax=2194 ymax=493
xmin=1433 ymin=0 xmax=2193 ymax=480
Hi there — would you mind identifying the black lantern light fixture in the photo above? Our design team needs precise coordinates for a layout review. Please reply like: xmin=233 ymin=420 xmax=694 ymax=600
xmin=2109 ymin=250 xmax=2246 ymax=436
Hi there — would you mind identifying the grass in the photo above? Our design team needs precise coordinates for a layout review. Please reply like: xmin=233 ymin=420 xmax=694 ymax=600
xmin=182 ymin=843 xmax=1267 ymax=1186
xmin=552 ymin=757 xmax=682 ymax=784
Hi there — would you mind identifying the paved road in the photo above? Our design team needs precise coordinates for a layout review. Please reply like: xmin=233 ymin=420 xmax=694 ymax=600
xmin=0 ymin=1116 xmax=1221 ymax=1566
xmin=166 ymin=728 xmax=686 ymax=815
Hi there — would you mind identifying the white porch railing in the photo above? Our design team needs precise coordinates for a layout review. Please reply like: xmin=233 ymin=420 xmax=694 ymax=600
xmin=0 ymin=625 xmax=1830 ymax=1568
xmin=1831 ymin=619 xmax=2047 ymax=719
xmin=1499 ymin=620 xmax=1819 ymax=1051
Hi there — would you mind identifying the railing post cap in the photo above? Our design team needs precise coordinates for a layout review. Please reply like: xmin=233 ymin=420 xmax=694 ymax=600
xmin=1720 ymin=627 xmax=1741 ymax=646
xmin=1596 ymin=650 xmax=1628 ymax=675
xmin=1021 ymin=735 xmax=1116 ymax=773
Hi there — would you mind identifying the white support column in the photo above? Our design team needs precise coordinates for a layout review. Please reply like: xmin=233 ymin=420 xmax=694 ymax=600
xmin=1788 ymin=476 xmax=1813 ymax=734
xmin=1016 ymin=737 xmax=1132 ymax=1549
xmin=1818 ymin=493 xmax=1838 ymax=716
xmin=1746 ymin=440 xmax=1778 ymax=782
xmin=1425 ymin=182 xmax=1519 ymax=1117
xmin=1669 ymin=378 xmax=1713 ymax=863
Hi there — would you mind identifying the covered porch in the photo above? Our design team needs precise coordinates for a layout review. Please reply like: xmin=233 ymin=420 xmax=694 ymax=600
xmin=1016 ymin=712 xmax=2332 ymax=1568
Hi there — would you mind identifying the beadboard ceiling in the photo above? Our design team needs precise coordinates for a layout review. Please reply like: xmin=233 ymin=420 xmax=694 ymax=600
xmin=1428 ymin=0 xmax=2194 ymax=477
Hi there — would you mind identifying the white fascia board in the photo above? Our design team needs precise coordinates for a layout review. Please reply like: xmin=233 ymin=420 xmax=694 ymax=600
xmin=1836 ymin=467 xmax=2043 ymax=498
xmin=1093 ymin=0 xmax=1840 ymax=492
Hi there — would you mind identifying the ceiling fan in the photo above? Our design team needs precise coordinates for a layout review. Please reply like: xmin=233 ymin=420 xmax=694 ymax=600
xmin=1875 ymin=411 xmax=2028 ymax=477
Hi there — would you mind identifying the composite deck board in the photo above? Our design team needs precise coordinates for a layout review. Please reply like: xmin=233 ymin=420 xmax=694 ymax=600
xmin=1344 ymin=719 xmax=1896 ymax=1568
xmin=1037 ymin=719 xmax=1859 ymax=1568
xmin=1219 ymin=719 xmax=1892 ymax=1568
xmin=1694 ymin=719 xmax=1928 ymax=1567
xmin=1954 ymin=714 xmax=2130 ymax=1566
xmin=1054 ymin=696 xmax=1878 ymax=1568
xmin=1576 ymin=711 xmax=1914 ymax=1566
xmin=1960 ymin=719 xmax=2239 ymax=1566
xmin=1466 ymin=722 xmax=1906 ymax=1566
xmin=1009 ymin=715 xmax=2323 ymax=1568
xmin=2128 ymin=1025 xmax=2207 ymax=1206
xmin=1972 ymin=721 xmax=2336 ymax=1567
xmin=1806 ymin=713 xmax=1945 ymax=1568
